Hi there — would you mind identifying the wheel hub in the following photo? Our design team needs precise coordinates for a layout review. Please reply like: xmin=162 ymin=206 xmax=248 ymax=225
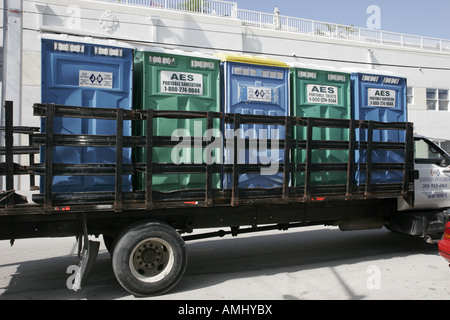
xmin=136 ymin=242 xmax=163 ymax=269
xmin=131 ymin=239 xmax=170 ymax=278
xmin=141 ymin=248 xmax=157 ymax=264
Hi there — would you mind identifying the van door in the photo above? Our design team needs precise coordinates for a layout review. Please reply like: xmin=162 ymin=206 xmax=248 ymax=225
xmin=413 ymin=137 xmax=450 ymax=209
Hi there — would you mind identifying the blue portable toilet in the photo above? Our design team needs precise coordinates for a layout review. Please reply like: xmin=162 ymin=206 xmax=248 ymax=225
xmin=351 ymin=72 xmax=407 ymax=184
xmin=41 ymin=38 xmax=134 ymax=193
xmin=216 ymin=53 xmax=290 ymax=189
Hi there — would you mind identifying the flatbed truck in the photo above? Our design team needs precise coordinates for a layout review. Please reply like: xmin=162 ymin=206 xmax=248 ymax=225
xmin=0 ymin=101 xmax=448 ymax=296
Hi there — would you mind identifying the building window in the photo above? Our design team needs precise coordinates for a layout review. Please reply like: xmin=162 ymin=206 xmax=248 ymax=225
xmin=407 ymin=87 xmax=413 ymax=104
xmin=427 ymin=89 xmax=437 ymax=110
xmin=427 ymin=88 xmax=449 ymax=111
xmin=439 ymin=90 xmax=449 ymax=111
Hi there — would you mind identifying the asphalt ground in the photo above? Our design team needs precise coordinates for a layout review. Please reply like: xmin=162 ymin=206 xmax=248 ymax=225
xmin=0 ymin=225 xmax=449 ymax=301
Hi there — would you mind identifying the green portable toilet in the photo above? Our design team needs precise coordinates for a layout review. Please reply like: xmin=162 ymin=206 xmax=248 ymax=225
xmin=290 ymin=65 xmax=351 ymax=186
xmin=133 ymin=48 xmax=221 ymax=192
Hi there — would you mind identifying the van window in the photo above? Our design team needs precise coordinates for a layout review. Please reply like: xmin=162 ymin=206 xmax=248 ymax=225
xmin=415 ymin=138 xmax=447 ymax=166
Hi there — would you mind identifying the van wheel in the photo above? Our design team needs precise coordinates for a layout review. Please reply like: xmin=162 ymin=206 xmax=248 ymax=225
xmin=112 ymin=221 xmax=187 ymax=296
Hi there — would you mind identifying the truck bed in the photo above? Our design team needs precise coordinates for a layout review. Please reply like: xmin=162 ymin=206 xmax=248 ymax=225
xmin=0 ymin=102 xmax=414 ymax=240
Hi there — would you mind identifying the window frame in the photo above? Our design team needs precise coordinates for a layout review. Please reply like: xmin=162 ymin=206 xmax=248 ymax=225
xmin=414 ymin=137 xmax=450 ymax=167
xmin=407 ymin=86 xmax=413 ymax=104
xmin=427 ymin=88 xmax=449 ymax=111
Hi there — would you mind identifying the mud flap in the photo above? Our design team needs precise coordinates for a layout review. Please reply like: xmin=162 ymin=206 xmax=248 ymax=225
xmin=73 ymin=217 xmax=100 ymax=291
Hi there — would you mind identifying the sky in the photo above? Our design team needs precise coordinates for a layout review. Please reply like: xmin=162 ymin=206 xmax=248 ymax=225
xmin=235 ymin=0 xmax=450 ymax=40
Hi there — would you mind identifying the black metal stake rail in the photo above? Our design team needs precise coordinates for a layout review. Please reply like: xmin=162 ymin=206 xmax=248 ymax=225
xmin=282 ymin=116 xmax=292 ymax=203
xmin=0 ymin=101 xmax=39 ymax=208
xmin=205 ymin=111 xmax=214 ymax=207
xmin=115 ymin=108 xmax=124 ymax=212
xmin=44 ymin=103 xmax=54 ymax=211
xmin=231 ymin=113 xmax=240 ymax=207
xmin=5 ymin=101 xmax=14 ymax=207
xmin=145 ymin=109 xmax=153 ymax=210
xmin=0 ymin=102 xmax=414 ymax=215
xmin=403 ymin=123 xmax=415 ymax=199
xmin=303 ymin=118 xmax=314 ymax=200
xmin=346 ymin=119 xmax=356 ymax=198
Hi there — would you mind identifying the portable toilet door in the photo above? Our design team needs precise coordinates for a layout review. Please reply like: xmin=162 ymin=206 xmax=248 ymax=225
xmin=351 ymin=73 xmax=407 ymax=184
xmin=217 ymin=53 xmax=290 ymax=189
xmin=133 ymin=49 xmax=221 ymax=192
xmin=290 ymin=67 xmax=351 ymax=187
xmin=41 ymin=38 xmax=134 ymax=193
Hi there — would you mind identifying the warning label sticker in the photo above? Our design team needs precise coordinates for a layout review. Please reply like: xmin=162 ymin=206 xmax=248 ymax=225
xmin=160 ymin=71 xmax=203 ymax=95
xmin=79 ymin=70 xmax=113 ymax=89
xmin=247 ymin=87 xmax=272 ymax=102
xmin=367 ymin=88 xmax=396 ymax=107
xmin=306 ymin=84 xmax=339 ymax=105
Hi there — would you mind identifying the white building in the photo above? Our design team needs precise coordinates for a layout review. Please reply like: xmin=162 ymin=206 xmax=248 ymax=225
xmin=3 ymin=0 xmax=450 ymax=189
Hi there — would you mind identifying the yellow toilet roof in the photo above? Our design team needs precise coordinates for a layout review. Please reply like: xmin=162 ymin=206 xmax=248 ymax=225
xmin=214 ymin=53 xmax=289 ymax=68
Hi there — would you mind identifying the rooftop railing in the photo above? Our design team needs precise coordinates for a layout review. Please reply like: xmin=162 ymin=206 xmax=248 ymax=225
xmin=104 ymin=0 xmax=450 ymax=53
xmin=105 ymin=0 xmax=237 ymax=17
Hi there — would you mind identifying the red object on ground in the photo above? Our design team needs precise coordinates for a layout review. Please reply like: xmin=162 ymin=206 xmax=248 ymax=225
xmin=438 ymin=222 xmax=450 ymax=263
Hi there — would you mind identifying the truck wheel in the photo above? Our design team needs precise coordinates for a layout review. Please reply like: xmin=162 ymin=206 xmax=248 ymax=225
xmin=112 ymin=221 xmax=187 ymax=296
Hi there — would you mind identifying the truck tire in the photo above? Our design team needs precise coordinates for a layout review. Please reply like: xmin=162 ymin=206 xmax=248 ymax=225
xmin=112 ymin=220 xmax=187 ymax=296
